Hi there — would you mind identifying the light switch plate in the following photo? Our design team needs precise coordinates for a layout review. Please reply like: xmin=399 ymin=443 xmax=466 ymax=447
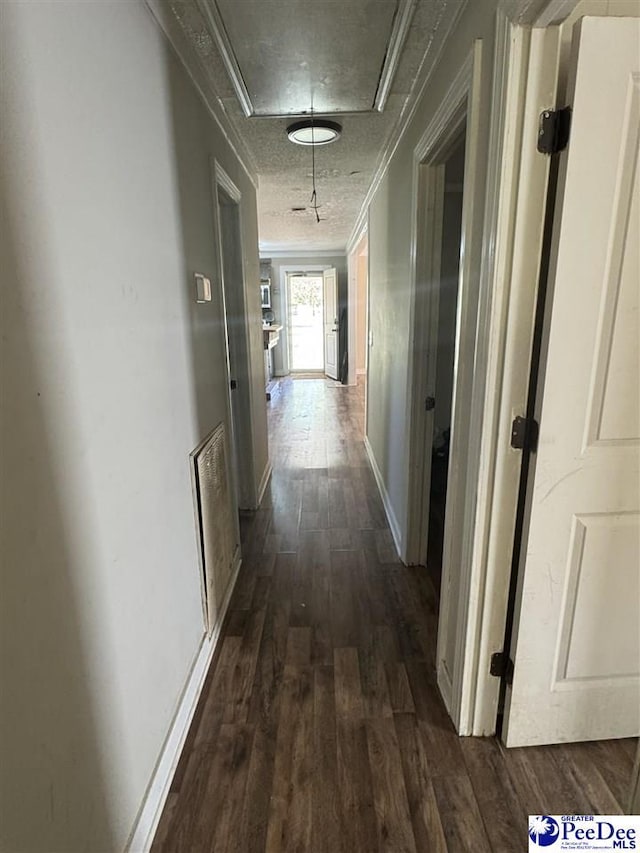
xmin=195 ymin=273 xmax=211 ymax=303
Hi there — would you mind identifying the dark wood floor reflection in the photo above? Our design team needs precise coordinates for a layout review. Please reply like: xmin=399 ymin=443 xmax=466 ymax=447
xmin=153 ymin=377 xmax=636 ymax=852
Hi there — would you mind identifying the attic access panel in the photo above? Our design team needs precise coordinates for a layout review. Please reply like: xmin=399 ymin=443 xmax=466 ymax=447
xmin=214 ymin=0 xmax=399 ymax=115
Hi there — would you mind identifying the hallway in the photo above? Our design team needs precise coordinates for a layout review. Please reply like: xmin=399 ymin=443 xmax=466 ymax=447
xmin=152 ymin=378 xmax=634 ymax=852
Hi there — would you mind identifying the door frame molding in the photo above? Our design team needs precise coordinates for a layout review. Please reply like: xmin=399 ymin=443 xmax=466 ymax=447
xmin=404 ymin=42 xmax=484 ymax=720
xmin=462 ymin=20 xmax=564 ymax=735
xmin=455 ymin=0 xmax=590 ymax=736
xmin=211 ymin=159 xmax=257 ymax=511
xmin=279 ymin=264 xmax=330 ymax=375
xmin=404 ymin=3 xmax=573 ymax=735
xmin=347 ymin=222 xmax=369 ymax=386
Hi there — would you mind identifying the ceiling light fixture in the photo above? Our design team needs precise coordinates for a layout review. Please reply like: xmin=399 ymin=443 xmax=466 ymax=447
xmin=286 ymin=119 xmax=342 ymax=146
xmin=287 ymin=113 xmax=342 ymax=223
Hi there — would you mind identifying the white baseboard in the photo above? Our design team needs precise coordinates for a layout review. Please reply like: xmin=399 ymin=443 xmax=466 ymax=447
xmin=363 ymin=436 xmax=402 ymax=560
xmin=257 ymin=461 xmax=273 ymax=506
xmin=126 ymin=552 xmax=242 ymax=852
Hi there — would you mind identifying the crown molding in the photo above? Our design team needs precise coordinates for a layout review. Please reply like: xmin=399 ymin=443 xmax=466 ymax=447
xmin=374 ymin=0 xmax=419 ymax=112
xmin=346 ymin=218 xmax=369 ymax=256
xmin=498 ymin=0 xmax=578 ymax=24
xmin=346 ymin=0 xmax=469 ymax=250
xmin=259 ymin=248 xmax=346 ymax=259
xmin=143 ymin=0 xmax=259 ymax=187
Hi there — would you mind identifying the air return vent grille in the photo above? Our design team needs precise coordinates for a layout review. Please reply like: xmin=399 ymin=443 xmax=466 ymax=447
xmin=192 ymin=422 xmax=238 ymax=633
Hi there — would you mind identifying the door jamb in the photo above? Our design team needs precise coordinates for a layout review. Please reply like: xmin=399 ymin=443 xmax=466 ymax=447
xmin=456 ymin=3 xmax=600 ymax=736
xmin=404 ymin=43 xmax=484 ymax=721
xmin=405 ymin=52 xmax=475 ymax=567
xmin=402 ymin=0 xmax=586 ymax=736
xmin=347 ymin=222 xmax=369 ymax=387
xmin=212 ymin=160 xmax=257 ymax=511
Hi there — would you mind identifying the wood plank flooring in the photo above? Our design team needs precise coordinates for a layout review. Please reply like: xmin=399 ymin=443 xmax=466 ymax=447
xmin=153 ymin=377 xmax=636 ymax=852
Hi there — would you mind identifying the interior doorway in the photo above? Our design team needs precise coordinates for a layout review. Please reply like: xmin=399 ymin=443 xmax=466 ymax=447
xmin=214 ymin=165 xmax=255 ymax=516
xmin=348 ymin=231 xmax=369 ymax=390
xmin=426 ymin=134 xmax=466 ymax=590
xmin=286 ymin=272 xmax=324 ymax=372
xmin=403 ymin=45 xmax=483 ymax=728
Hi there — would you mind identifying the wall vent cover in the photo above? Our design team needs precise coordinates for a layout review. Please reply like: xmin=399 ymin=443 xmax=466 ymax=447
xmin=191 ymin=422 xmax=238 ymax=633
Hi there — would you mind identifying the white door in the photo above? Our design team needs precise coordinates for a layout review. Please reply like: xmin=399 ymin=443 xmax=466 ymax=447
xmin=323 ymin=267 xmax=339 ymax=380
xmin=504 ymin=17 xmax=640 ymax=747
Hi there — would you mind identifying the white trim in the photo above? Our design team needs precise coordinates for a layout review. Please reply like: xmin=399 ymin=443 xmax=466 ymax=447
xmin=213 ymin=159 xmax=260 ymax=510
xmin=499 ymin=0 xmax=580 ymax=25
xmin=533 ymin=0 xmax=579 ymax=26
xmin=467 ymin=23 xmax=562 ymax=736
xmin=194 ymin=0 xmax=254 ymax=117
xmin=345 ymin=0 xmax=469 ymax=251
xmin=347 ymin=223 xmax=369 ymax=386
xmin=215 ymin=160 xmax=242 ymax=204
xmin=346 ymin=219 xmax=368 ymax=260
xmin=403 ymin=41 xmax=487 ymax=732
xmin=374 ymin=0 xmax=418 ymax=112
xmin=437 ymin=42 xmax=483 ymax=729
xmin=142 ymin=0 xmax=258 ymax=188
xmin=364 ymin=436 xmax=402 ymax=558
xmin=126 ymin=552 xmax=242 ymax=853
xmin=405 ymin=50 xmax=475 ymax=566
xmin=257 ymin=461 xmax=273 ymax=506
xmin=356 ymin=368 xmax=367 ymax=376
xmin=456 ymin=9 xmax=524 ymax=735
xmin=278 ymin=264 xmax=331 ymax=376
xmin=260 ymin=249 xmax=345 ymax=259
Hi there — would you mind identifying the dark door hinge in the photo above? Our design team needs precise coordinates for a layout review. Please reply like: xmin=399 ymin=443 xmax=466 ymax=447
xmin=490 ymin=651 xmax=514 ymax=685
xmin=537 ymin=107 xmax=572 ymax=155
xmin=510 ymin=415 xmax=539 ymax=453
xmin=230 ymin=379 xmax=238 ymax=390
xmin=425 ymin=395 xmax=436 ymax=412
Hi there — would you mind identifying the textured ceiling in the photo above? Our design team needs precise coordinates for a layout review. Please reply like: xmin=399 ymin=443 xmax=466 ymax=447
xmin=168 ymin=0 xmax=462 ymax=253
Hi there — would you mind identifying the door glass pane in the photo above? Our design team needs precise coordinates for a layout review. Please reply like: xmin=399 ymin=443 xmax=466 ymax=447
xmin=288 ymin=275 xmax=324 ymax=370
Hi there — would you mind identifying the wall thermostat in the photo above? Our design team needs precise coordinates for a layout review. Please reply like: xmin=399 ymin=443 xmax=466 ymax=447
xmin=194 ymin=273 xmax=212 ymax=303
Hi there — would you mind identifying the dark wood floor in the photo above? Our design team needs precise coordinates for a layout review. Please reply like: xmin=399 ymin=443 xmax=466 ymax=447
xmin=153 ymin=377 xmax=636 ymax=853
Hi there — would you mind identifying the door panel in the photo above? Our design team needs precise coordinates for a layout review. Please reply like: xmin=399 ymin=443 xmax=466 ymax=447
xmin=323 ymin=268 xmax=339 ymax=379
xmin=504 ymin=17 xmax=640 ymax=747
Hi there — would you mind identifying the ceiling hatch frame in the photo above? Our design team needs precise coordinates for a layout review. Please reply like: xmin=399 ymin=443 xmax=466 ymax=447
xmin=195 ymin=0 xmax=418 ymax=117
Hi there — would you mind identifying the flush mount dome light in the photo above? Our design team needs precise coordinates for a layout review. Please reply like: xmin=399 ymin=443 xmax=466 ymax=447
xmin=287 ymin=119 xmax=342 ymax=146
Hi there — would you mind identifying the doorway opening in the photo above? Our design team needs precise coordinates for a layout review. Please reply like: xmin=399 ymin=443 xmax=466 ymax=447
xmin=426 ymin=132 xmax=466 ymax=591
xmin=286 ymin=272 xmax=324 ymax=372
xmin=214 ymin=166 xmax=255 ymax=515
xmin=404 ymin=45 xmax=483 ymax=727
xmin=348 ymin=230 xmax=370 ymax=430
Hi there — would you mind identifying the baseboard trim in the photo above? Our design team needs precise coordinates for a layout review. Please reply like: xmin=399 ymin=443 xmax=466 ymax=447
xmin=126 ymin=552 xmax=242 ymax=852
xmin=363 ymin=435 xmax=403 ymax=560
xmin=257 ymin=461 xmax=273 ymax=507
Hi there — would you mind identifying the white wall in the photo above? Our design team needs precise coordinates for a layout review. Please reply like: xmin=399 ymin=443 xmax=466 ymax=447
xmin=0 ymin=3 xmax=264 ymax=850
xmin=366 ymin=0 xmax=498 ymax=560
